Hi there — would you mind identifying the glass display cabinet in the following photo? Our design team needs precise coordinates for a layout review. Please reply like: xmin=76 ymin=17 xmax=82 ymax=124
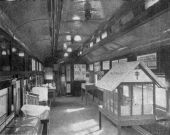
xmin=96 ymin=62 xmax=165 ymax=135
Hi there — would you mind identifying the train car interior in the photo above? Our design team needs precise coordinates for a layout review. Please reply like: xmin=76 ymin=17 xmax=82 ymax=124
xmin=0 ymin=0 xmax=170 ymax=135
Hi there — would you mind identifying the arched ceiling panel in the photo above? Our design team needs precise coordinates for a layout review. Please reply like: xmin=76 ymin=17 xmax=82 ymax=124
xmin=59 ymin=0 xmax=125 ymax=57
xmin=0 ymin=0 xmax=50 ymax=61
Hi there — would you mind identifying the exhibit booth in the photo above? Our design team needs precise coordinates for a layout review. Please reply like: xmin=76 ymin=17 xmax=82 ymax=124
xmin=96 ymin=61 xmax=165 ymax=135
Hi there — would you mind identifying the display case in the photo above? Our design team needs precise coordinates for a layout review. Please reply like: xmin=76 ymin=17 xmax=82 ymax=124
xmin=96 ymin=61 xmax=165 ymax=135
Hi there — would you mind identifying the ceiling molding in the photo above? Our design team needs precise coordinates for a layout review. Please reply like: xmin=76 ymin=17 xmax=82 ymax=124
xmin=13 ymin=18 xmax=49 ymax=32
xmin=59 ymin=32 xmax=90 ymax=37
xmin=61 ymin=18 xmax=104 ymax=23
xmin=31 ymin=37 xmax=51 ymax=45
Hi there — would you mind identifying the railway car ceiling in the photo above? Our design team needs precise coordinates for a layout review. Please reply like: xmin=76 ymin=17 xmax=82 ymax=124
xmin=0 ymin=0 xmax=169 ymax=63
xmin=80 ymin=0 xmax=170 ymax=62
xmin=59 ymin=0 xmax=124 ymax=60
xmin=0 ymin=0 xmax=50 ymax=61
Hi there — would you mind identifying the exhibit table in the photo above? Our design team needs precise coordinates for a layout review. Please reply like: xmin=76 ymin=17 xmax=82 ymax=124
xmin=96 ymin=62 xmax=165 ymax=135
xmin=81 ymin=83 xmax=100 ymax=105
xmin=48 ymin=86 xmax=56 ymax=103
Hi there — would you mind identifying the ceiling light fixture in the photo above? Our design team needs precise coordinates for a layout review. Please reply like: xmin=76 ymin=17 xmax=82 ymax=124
xmin=12 ymin=47 xmax=17 ymax=53
xmin=96 ymin=37 xmax=100 ymax=43
xmin=90 ymin=42 xmax=93 ymax=47
xmin=72 ymin=15 xmax=81 ymax=21
xmin=80 ymin=51 xmax=82 ymax=55
xmin=2 ymin=50 xmax=7 ymax=55
xmin=63 ymin=43 xmax=67 ymax=49
xmin=67 ymin=47 xmax=72 ymax=52
xmin=102 ymin=32 xmax=107 ymax=39
xmin=18 ymin=52 xmax=24 ymax=57
xmin=66 ymin=35 xmax=71 ymax=41
xmin=64 ymin=52 xmax=68 ymax=57
xmin=74 ymin=35 xmax=82 ymax=42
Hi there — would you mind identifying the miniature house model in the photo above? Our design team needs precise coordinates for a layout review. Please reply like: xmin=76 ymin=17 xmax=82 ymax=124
xmin=96 ymin=61 xmax=165 ymax=127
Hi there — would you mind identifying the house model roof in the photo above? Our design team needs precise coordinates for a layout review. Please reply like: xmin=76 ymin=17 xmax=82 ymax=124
xmin=95 ymin=61 xmax=165 ymax=91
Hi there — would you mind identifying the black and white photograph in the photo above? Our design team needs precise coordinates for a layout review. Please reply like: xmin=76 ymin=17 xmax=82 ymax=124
xmin=0 ymin=0 xmax=170 ymax=135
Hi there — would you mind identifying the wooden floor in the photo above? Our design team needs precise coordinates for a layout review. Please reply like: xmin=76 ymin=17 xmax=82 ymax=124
xmin=49 ymin=97 xmax=141 ymax=135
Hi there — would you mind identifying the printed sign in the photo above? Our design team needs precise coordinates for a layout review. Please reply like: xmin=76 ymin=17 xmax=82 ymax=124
xmin=74 ymin=64 xmax=86 ymax=80
xmin=32 ymin=59 xmax=36 ymax=71
xmin=89 ymin=64 xmax=93 ymax=71
xmin=137 ymin=53 xmax=157 ymax=69
xmin=102 ymin=61 xmax=110 ymax=70
xmin=112 ymin=60 xmax=118 ymax=67
xmin=66 ymin=65 xmax=71 ymax=81
xmin=94 ymin=62 xmax=101 ymax=72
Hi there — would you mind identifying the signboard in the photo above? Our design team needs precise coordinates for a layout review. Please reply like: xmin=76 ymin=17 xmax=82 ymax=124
xmin=137 ymin=53 xmax=157 ymax=69
xmin=74 ymin=64 xmax=86 ymax=81
xmin=36 ymin=61 xmax=39 ymax=71
xmin=119 ymin=58 xmax=127 ymax=63
xmin=66 ymin=83 xmax=71 ymax=93
xmin=44 ymin=67 xmax=53 ymax=80
xmin=89 ymin=64 xmax=93 ymax=71
xmin=94 ymin=62 xmax=101 ymax=72
xmin=31 ymin=59 xmax=36 ymax=71
xmin=66 ymin=65 xmax=71 ymax=81
xmin=102 ymin=61 xmax=110 ymax=70
xmin=39 ymin=63 xmax=42 ymax=71
xmin=53 ymin=64 xmax=59 ymax=71
xmin=112 ymin=60 xmax=118 ymax=67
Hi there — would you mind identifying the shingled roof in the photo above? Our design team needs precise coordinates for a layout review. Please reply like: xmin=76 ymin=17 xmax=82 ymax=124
xmin=95 ymin=61 xmax=165 ymax=91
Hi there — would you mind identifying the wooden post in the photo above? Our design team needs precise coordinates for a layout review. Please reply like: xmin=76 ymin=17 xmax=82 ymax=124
xmin=118 ymin=86 xmax=121 ymax=118
xmin=130 ymin=85 xmax=133 ymax=116
xmin=117 ymin=125 xmax=121 ymax=135
xmin=117 ymin=86 xmax=122 ymax=135
xmin=9 ymin=40 xmax=12 ymax=71
xmin=81 ymin=87 xmax=83 ymax=101
xmin=153 ymin=83 xmax=156 ymax=115
xmin=166 ymin=90 xmax=170 ymax=112
xmin=85 ymin=87 xmax=88 ymax=105
xmin=41 ymin=119 xmax=49 ymax=135
xmin=93 ymin=89 xmax=94 ymax=101
xmin=99 ymin=111 xmax=102 ymax=130
xmin=142 ymin=84 xmax=144 ymax=115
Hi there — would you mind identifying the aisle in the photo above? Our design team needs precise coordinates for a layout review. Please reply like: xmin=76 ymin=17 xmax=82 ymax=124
xmin=49 ymin=97 xmax=141 ymax=135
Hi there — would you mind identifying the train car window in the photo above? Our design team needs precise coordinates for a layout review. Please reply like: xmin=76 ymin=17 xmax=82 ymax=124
xmin=32 ymin=59 xmax=36 ymax=71
xmin=131 ymin=0 xmax=145 ymax=17
xmin=0 ymin=88 xmax=8 ymax=118
xmin=0 ymin=41 xmax=10 ymax=71
xmin=12 ymin=49 xmax=25 ymax=71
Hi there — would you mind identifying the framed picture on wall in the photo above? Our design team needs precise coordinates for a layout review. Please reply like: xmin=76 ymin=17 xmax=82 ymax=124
xmin=112 ymin=60 xmax=118 ymax=67
xmin=53 ymin=64 xmax=59 ymax=71
xmin=137 ymin=53 xmax=157 ymax=69
xmin=36 ymin=61 xmax=39 ymax=71
xmin=66 ymin=83 xmax=71 ymax=93
xmin=74 ymin=64 xmax=86 ymax=81
xmin=94 ymin=62 xmax=101 ymax=72
xmin=66 ymin=65 xmax=71 ymax=82
xmin=31 ymin=59 xmax=36 ymax=71
xmin=89 ymin=64 xmax=93 ymax=71
xmin=102 ymin=61 xmax=110 ymax=70
xmin=119 ymin=58 xmax=127 ymax=63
